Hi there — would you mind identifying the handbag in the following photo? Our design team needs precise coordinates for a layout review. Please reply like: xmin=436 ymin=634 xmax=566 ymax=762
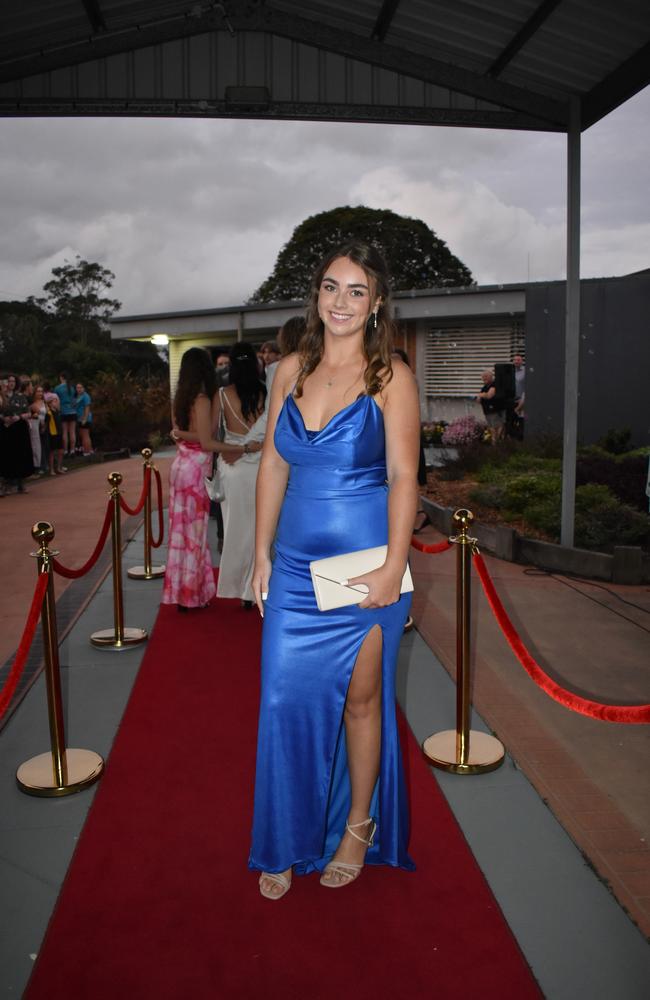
xmin=204 ymin=464 xmax=225 ymax=502
xmin=204 ymin=391 xmax=226 ymax=502
xmin=309 ymin=546 xmax=413 ymax=612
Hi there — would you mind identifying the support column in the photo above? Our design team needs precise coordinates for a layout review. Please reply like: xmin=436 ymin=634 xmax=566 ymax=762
xmin=561 ymin=96 xmax=581 ymax=547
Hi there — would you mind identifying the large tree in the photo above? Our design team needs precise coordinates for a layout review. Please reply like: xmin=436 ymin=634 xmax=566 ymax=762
xmin=0 ymin=256 xmax=166 ymax=383
xmin=251 ymin=205 xmax=473 ymax=302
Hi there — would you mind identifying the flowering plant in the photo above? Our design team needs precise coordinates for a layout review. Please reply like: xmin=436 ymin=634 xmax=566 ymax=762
xmin=421 ymin=421 xmax=448 ymax=445
xmin=441 ymin=415 xmax=485 ymax=447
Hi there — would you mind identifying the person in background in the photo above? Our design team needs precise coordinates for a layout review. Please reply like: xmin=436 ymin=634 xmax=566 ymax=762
xmin=214 ymin=343 xmax=267 ymax=607
xmin=166 ymin=347 xmax=262 ymax=611
xmin=75 ymin=382 xmax=93 ymax=456
xmin=214 ymin=350 xmax=231 ymax=388
xmin=475 ymin=368 xmax=505 ymax=443
xmin=27 ymin=385 xmax=43 ymax=472
xmin=513 ymin=354 xmax=526 ymax=403
xmin=55 ymin=372 xmax=78 ymax=455
xmin=260 ymin=341 xmax=281 ymax=371
xmin=0 ymin=373 xmax=34 ymax=493
xmin=32 ymin=385 xmax=50 ymax=475
xmin=264 ymin=317 xmax=307 ymax=404
xmin=43 ymin=382 xmax=65 ymax=475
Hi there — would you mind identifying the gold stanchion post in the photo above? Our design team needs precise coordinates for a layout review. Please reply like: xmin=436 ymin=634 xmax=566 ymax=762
xmin=90 ymin=472 xmax=148 ymax=649
xmin=128 ymin=448 xmax=165 ymax=580
xmin=16 ymin=522 xmax=104 ymax=796
xmin=423 ymin=509 xmax=505 ymax=774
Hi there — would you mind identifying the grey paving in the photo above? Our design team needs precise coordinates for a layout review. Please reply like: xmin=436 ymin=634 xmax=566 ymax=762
xmin=396 ymin=630 xmax=650 ymax=1000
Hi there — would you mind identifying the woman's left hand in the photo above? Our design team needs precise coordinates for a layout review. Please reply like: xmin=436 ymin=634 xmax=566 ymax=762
xmin=345 ymin=565 xmax=404 ymax=609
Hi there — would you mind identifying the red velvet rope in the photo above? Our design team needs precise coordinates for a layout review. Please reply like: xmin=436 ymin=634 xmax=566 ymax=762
xmin=0 ymin=572 xmax=49 ymax=720
xmin=119 ymin=465 xmax=151 ymax=517
xmin=411 ymin=536 xmax=453 ymax=554
xmin=150 ymin=468 xmax=164 ymax=549
xmin=473 ymin=552 xmax=650 ymax=725
xmin=52 ymin=498 xmax=114 ymax=579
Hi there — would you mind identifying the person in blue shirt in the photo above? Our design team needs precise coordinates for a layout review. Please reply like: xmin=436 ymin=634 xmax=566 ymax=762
xmin=54 ymin=373 xmax=78 ymax=455
xmin=75 ymin=382 xmax=93 ymax=456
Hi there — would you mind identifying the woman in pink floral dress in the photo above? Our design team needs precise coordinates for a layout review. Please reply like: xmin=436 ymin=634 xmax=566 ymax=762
xmin=163 ymin=348 xmax=262 ymax=612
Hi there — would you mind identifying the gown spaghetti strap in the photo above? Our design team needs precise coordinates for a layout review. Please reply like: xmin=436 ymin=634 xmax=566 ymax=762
xmin=248 ymin=393 xmax=414 ymax=875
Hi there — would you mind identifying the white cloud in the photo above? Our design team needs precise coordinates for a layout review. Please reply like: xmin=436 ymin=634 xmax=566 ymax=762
xmin=0 ymin=85 xmax=647 ymax=313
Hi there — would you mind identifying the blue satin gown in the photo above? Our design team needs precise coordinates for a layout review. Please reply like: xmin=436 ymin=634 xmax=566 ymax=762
xmin=248 ymin=393 xmax=414 ymax=875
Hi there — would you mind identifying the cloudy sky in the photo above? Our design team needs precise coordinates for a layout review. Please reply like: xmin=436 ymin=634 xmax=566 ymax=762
xmin=1 ymin=84 xmax=648 ymax=316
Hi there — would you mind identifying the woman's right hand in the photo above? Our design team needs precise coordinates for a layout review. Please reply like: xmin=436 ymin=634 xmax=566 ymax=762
xmin=252 ymin=554 xmax=272 ymax=618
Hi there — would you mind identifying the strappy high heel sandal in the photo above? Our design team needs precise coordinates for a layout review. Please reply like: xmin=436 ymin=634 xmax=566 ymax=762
xmin=259 ymin=870 xmax=292 ymax=900
xmin=320 ymin=817 xmax=377 ymax=889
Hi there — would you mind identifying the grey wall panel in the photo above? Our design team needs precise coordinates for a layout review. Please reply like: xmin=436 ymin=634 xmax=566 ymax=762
xmin=105 ymin=53 xmax=129 ymax=98
xmin=271 ymin=36 xmax=293 ymax=101
xmin=323 ymin=51 xmax=346 ymax=104
xmin=134 ymin=46 xmax=156 ymax=99
xmin=215 ymin=31 xmax=239 ymax=94
xmin=297 ymin=42 xmax=319 ymax=102
xmin=160 ymin=40 xmax=183 ymax=100
xmin=2 ymin=29 xmax=551 ymax=129
xmin=188 ymin=35 xmax=211 ymax=99
xmin=526 ymin=273 xmax=650 ymax=446
xmin=77 ymin=59 xmax=101 ymax=99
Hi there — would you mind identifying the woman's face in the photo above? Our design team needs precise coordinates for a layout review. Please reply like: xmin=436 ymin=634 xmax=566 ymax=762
xmin=34 ymin=386 xmax=44 ymax=400
xmin=76 ymin=383 xmax=84 ymax=395
xmin=7 ymin=375 xmax=16 ymax=390
xmin=317 ymin=256 xmax=379 ymax=340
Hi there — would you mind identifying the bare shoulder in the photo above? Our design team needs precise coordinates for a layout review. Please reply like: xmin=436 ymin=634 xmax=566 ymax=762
xmin=274 ymin=354 xmax=302 ymax=397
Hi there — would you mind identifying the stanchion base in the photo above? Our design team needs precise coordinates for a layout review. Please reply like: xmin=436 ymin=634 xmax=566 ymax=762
xmin=16 ymin=749 xmax=104 ymax=797
xmin=127 ymin=565 xmax=166 ymax=580
xmin=90 ymin=626 xmax=148 ymax=649
xmin=423 ymin=729 xmax=505 ymax=775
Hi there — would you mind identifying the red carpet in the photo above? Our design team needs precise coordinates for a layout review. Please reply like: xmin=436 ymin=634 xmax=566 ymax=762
xmin=26 ymin=580 xmax=541 ymax=999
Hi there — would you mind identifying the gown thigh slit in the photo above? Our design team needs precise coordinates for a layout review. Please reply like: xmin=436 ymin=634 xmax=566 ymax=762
xmin=249 ymin=393 xmax=415 ymax=876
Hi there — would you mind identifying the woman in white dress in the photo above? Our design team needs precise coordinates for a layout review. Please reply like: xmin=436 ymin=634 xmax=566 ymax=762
xmin=216 ymin=344 xmax=267 ymax=607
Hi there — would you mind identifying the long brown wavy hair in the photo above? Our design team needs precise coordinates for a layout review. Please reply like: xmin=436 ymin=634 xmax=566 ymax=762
xmin=294 ymin=241 xmax=395 ymax=398
xmin=173 ymin=347 xmax=217 ymax=430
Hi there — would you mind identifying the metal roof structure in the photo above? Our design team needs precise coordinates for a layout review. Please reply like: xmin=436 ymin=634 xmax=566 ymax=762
xmin=1 ymin=1 xmax=649 ymax=130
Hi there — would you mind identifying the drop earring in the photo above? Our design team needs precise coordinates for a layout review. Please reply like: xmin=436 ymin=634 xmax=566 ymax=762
xmin=373 ymin=309 xmax=378 ymax=329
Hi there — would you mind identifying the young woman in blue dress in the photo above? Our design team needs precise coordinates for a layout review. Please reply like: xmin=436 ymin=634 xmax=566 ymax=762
xmin=250 ymin=242 xmax=420 ymax=899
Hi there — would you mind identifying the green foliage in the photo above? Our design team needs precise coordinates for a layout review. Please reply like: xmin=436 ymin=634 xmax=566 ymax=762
xmin=577 ymin=451 xmax=648 ymax=511
xmin=0 ymin=256 xmax=167 ymax=386
xmin=251 ymin=205 xmax=473 ymax=302
xmin=452 ymin=442 xmax=650 ymax=551
xmin=596 ymin=427 xmax=633 ymax=455
xmin=89 ymin=372 xmax=171 ymax=452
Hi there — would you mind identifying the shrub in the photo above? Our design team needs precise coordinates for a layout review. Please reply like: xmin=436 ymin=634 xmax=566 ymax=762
xmin=421 ymin=421 xmax=447 ymax=445
xmin=577 ymin=452 xmax=648 ymax=511
xmin=441 ymin=415 xmax=485 ymax=447
xmin=91 ymin=372 xmax=171 ymax=453
xmin=597 ymin=427 xmax=632 ymax=455
xmin=469 ymin=484 xmax=508 ymax=509
xmin=501 ymin=472 xmax=562 ymax=514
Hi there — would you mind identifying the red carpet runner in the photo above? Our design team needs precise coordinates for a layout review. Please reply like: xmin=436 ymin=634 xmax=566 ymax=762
xmin=26 ymin=584 xmax=541 ymax=999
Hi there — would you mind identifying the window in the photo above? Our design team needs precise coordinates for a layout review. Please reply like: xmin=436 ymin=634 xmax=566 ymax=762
xmin=424 ymin=322 xmax=524 ymax=397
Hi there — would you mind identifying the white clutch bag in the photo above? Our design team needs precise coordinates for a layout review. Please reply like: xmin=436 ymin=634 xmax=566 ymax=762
xmin=309 ymin=546 xmax=413 ymax=612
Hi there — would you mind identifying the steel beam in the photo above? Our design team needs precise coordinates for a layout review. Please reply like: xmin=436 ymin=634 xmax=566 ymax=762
xmin=560 ymin=96 xmax=581 ymax=548
xmin=0 ymin=96 xmax=562 ymax=132
xmin=372 ymin=0 xmax=403 ymax=42
xmin=0 ymin=1 xmax=568 ymax=127
xmin=488 ymin=0 xmax=562 ymax=78
xmin=582 ymin=41 xmax=650 ymax=129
